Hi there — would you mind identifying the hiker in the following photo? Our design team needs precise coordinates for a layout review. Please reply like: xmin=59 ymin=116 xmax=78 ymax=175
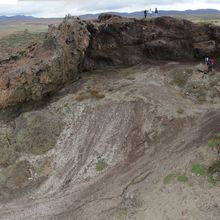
xmin=155 ymin=8 xmax=158 ymax=16
xmin=205 ymin=57 xmax=209 ymax=65
xmin=144 ymin=9 xmax=147 ymax=18
xmin=148 ymin=8 xmax=152 ymax=17
xmin=207 ymin=57 xmax=215 ymax=72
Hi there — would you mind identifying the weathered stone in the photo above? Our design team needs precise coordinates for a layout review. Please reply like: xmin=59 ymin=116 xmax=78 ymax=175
xmin=1 ymin=15 xmax=220 ymax=108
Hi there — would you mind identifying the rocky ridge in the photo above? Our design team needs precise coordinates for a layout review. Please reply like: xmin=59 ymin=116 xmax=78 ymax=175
xmin=0 ymin=14 xmax=220 ymax=108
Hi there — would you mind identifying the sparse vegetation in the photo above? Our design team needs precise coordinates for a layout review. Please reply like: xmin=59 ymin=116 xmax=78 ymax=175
xmin=177 ymin=175 xmax=188 ymax=182
xmin=172 ymin=72 xmax=189 ymax=87
xmin=76 ymin=89 xmax=105 ymax=102
xmin=75 ymin=93 xmax=91 ymax=101
xmin=0 ymin=173 xmax=7 ymax=185
xmin=191 ymin=164 xmax=207 ymax=176
xmin=117 ymin=208 xmax=128 ymax=220
xmin=0 ymin=32 xmax=45 ymax=61
xmin=95 ymin=159 xmax=108 ymax=171
xmin=164 ymin=174 xmax=189 ymax=184
xmin=207 ymin=133 xmax=220 ymax=153
xmin=197 ymin=95 xmax=206 ymax=103
xmin=208 ymin=138 xmax=219 ymax=149
xmin=176 ymin=107 xmax=184 ymax=114
xmin=163 ymin=174 xmax=176 ymax=184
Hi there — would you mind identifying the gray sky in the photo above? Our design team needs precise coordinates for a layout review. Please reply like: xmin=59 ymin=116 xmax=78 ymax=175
xmin=0 ymin=0 xmax=219 ymax=17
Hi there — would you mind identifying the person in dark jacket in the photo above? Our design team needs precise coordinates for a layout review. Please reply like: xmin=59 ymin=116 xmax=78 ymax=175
xmin=155 ymin=8 xmax=158 ymax=16
xmin=144 ymin=9 xmax=147 ymax=18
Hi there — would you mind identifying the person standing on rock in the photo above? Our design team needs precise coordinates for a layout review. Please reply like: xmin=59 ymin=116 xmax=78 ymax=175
xmin=148 ymin=8 xmax=152 ymax=17
xmin=155 ymin=8 xmax=158 ymax=16
xmin=144 ymin=9 xmax=147 ymax=18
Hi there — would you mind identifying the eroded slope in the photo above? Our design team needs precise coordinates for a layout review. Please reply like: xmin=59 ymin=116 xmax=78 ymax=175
xmin=0 ymin=63 xmax=220 ymax=219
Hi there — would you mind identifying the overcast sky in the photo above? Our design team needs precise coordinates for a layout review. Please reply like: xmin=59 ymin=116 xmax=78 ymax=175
xmin=0 ymin=0 xmax=219 ymax=17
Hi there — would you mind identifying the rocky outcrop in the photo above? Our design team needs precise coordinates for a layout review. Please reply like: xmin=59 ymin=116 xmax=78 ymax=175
xmin=0 ymin=17 xmax=90 ymax=108
xmin=84 ymin=16 xmax=220 ymax=69
xmin=1 ymin=15 xmax=220 ymax=108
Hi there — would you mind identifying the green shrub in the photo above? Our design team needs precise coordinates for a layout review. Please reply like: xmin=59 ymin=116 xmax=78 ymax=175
xmin=177 ymin=175 xmax=188 ymax=182
xmin=207 ymin=161 xmax=220 ymax=184
xmin=117 ymin=208 xmax=128 ymax=220
xmin=208 ymin=139 xmax=219 ymax=149
xmin=207 ymin=173 xmax=216 ymax=184
xmin=172 ymin=73 xmax=189 ymax=87
xmin=191 ymin=164 xmax=207 ymax=176
xmin=96 ymin=159 xmax=108 ymax=171
xmin=163 ymin=174 xmax=176 ymax=184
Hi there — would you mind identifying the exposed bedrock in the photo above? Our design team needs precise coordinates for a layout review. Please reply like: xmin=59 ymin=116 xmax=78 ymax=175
xmin=0 ymin=14 xmax=220 ymax=108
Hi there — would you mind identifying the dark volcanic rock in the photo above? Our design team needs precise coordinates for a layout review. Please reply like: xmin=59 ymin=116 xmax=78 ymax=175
xmin=84 ymin=16 xmax=220 ymax=69
xmin=98 ymin=13 xmax=122 ymax=22
xmin=1 ymin=15 xmax=220 ymax=108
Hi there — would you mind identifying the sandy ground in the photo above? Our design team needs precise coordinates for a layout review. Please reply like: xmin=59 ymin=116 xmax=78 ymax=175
xmin=0 ymin=63 xmax=220 ymax=219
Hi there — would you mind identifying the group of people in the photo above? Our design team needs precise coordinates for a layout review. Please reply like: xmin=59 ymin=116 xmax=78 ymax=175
xmin=205 ymin=57 xmax=215 ymax=72
xmin=144 ymin=8 xmax=158 ymax=18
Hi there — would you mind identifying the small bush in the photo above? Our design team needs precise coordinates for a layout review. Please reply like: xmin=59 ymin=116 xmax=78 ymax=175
xmin=176 ymin=108 xmax=184 ymax=114
xmin=172 ymin=74 xmax=189 ymax=87
xmin=96 ymin=159 xmax=108 ymax=171
xmin=90 ymin=89 xmax=99 ymax=96
xmin=207 ymin=134 xmax=220 ymax=155
xmin=75 ymin=89 xmax=105 ymax=102
xmin=207 ymin=160 xmax=220 ymax=174
xmin=117 ymin=208 xmax=128 ymax=220
xmin=207 ymin=161 xmax=220 ymax=184
xmin=191 ymin=164 xmax=207 ymax=176
xmin=163 ymin=174 xmax=176 ymax=184
xmin=75 ymin=93 xmax=91 ymax=101
xmin=197 ymin=95 xmax=206 ymax=103
xmin=0 ymin=173 xmax=7 ymax=185
xmin=208 ymin=139 xmax=219 ymax=149
xmin=207 ymin=173 xmax=216 ymax=184
xmin=177 ymin=175 xmax=188 ymax=182
xmin=90 ymin=89 xmax=105 ymax=99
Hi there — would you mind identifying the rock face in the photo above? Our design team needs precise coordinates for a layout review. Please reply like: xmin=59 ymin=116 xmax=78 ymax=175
xmin=84 ymin=16 xmax=220 ymax=69
xmin=0 ymin=15 xmax=220 ymax=108
xmin=0 ymin=17 xmax=90 ymax=108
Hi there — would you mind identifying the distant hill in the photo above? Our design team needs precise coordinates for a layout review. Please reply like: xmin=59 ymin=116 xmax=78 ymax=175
xmin=80 ymin=9 xmax=220 ymax=20
xmin=0 ymin=15 xmax=35 ymax=20
xmin=0 ymin=9 xmax=220 ymax=21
